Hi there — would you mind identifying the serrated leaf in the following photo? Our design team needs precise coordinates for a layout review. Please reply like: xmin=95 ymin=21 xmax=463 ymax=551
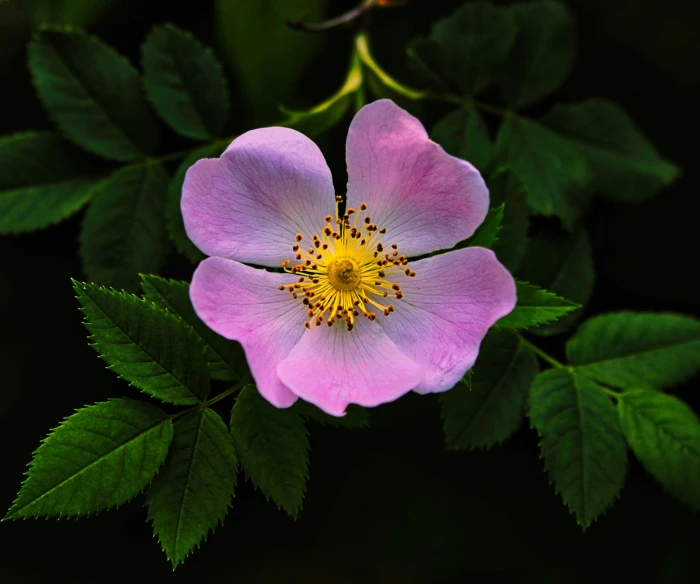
xmin=142 ymin=24 xmax=229 ymax=140
xmin=543 ymin=99 xmax=680 ymax=203
xmin=408 ymin=1 xmax=517 ymax=97
xmin=140 ymin=275 xmax=244 ymax=381
xmin=431 ymin=107 xmax=492 ymax=171
xmin=74 ymin=280 xmax=210 ymax=405
xmin=518 ymin=229 xmax=594 ymax=336
xmin=28 ymin=26 xmax=159 ymax=160
xmin=495 ymin=115 xmax=590 ymax=230
xmin=461 ymin=204 xmax=504 ymax=250
xmin=529 ymin=369 xmax=627 ymax=528
xmin=567 ymin=312 xmax=700 ymax=390
xmin=440 ymin=330 xmax=539 ymax=450
xmin=496 ymin=280 xmax=579 ymax=330
xmin=146 ymin=408 xmax=237 ymax=567
xmin=80 ymin=163 xmax=169 ymax=292
xmin=282 ymin=49 xmax=362 ymax=138
xmin=0 ymin=132 xmax=98 ymax=234
xmin=293 ymin=400 xmax=369 ymax=428
xmin=498 ymin=1 xmax=575 ymax=108
xmin=618 ymin=389 xmax=700 ymax=510
xmin=5 ymin=398 xmax=172 ymax=519
xmin=230 ymin=385 xmax=309 ymax=517
xmin=487 ymin=168 xmax=529 ymax=272
xmin=167 ymin=143 xmax=224 ymax=263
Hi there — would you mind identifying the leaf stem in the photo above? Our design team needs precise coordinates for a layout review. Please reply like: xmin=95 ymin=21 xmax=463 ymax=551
xmin=147 ymin=148 xmax=193 ymax=165
xmin=170 ymin=375 xmax=252 ymax=420
xmin=518 ymin=335 xmax=569 ymax=369
xmin=601 ymin=386 xmax=623 ymax=401
xmin=440 ymin=93 xmax=511 ymax=117
xmin=355 ymin=34 xmax=426 ymax=101
xmin=517 ymin=335 xmax=624 ymax=402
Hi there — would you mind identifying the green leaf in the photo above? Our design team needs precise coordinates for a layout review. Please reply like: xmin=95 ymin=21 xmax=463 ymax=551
xmin=518 ymin=229 xmax=594 ymax=336
xmin=440 ymin=330 xmax=539 ymax=450
xmin=140 ymin=275 xmax=244 ymax=381
xmin=282 ymin=49 xmax=362 ymax=138
xmin=406 ymin=37 xmax=449 ymax=93
xmin=80 ymin=163 xmax=169 ymax=292
xmin=498 ymin=1 xmax=575 ymax=108
xmin=22 ymin=0 xmax=119 ymax=28
xmin=618 ymin=389 xmax=700 ymax=510
xmin=529 ymin=369 xmax=627 ymax=528
xmin=431 ymin=107 xmax=493 ymax=171
xmin=230 ymin=385 xmax=309 ymax=517
xmin=5 ymin=398 xmax=172 ymax=519
xmin=74 ymin=281 xmax=210 ymax=405
xmin=146 ymin=408 xmax=237 ymax=568
xmin=496 ymin=280 xmax=579 ymax=330
xmin=0 ymin=132 xmax=98 ymax=234
xmin=487 ymin=168 xmax=530 ymax=272
xmin=462 ymin=204 xmax=504 ymax=250
xmin=167 ymin=143 xmax=224 ymax=263
xmin=142 ymin=24 xmax=229 ymax=140
xmin=28 ymin=26 xmax=159 ymax=161
xmin=408 ymin=1 xmax=517 ymax=97
xmin=567 ymin=312 xmax=700 ymax=390
xmin=543 ymin=99 xmax=680 ymax=202
xmin=495 ymin=116 xmax=590 ymax=230
xmin=293 ymin=400 xmax=369 ymax=428
xmin=215 ymin=0 xmax=326 ymax=121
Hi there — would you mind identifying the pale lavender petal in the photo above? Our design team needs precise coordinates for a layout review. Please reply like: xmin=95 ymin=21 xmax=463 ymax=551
xmin=378 ymin=247 xmax=516 ymax=394
xmin=190 ymin=256 xmax=306 ymax=407
xmin=182 ymin=128 xmax=335 ymax=267
xmin=345 ymin=99 xmax=489 ymax=258
xmin=276 ymin=317 xmax=424 ymax=416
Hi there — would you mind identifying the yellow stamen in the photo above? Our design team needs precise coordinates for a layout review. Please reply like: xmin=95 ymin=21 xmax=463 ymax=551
xmin=279 ymin=200 xmax=412 ymax=331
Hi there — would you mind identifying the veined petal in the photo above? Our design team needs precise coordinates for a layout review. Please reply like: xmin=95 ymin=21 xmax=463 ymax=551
xmin=190 ymin=257 xmax=304 ymax=407
xmin=277 ymin=317 xmax=424 ymax=416
xmin=182 ymin=128 xmax=335 ymax=267
xmin=378 ymin=247 xmax=516 ymax=394
xmin=346 ymin=99 xmax=489 ymax=257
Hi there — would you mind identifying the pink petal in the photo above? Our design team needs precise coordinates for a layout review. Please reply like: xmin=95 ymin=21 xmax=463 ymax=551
xmin=190 ymin=256 xmax=306 ymax=408
xmin=378 ymin=247 xmax=516 ymax=394
xmin=182 ymin=128 xmax=335 ymax=267
xmin=276 ymin=317 xmax=424 ymax=417
xmin=345 ymin=99 xmax=489 ymax=257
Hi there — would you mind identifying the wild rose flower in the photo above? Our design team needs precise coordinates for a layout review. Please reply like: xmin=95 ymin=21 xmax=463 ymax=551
xmin=182 ymin=99 xmax=516 ymax=416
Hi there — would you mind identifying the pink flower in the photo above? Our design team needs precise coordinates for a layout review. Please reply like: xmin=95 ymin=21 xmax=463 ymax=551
xmin=182 ymin=99 xmax=516 ymax=416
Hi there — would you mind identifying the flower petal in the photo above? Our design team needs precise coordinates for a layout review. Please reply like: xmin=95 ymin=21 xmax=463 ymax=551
xmin=190 ymin=256 xmax=305 ymax=407
xmin=378 ymin=247 xmax=516 ymax=394
xmin=182 ymin=128 xmax=335 ymax=267
xmin=346 ymin=99 xmax=489 ymax=257
xmin=276 ymin=318 xmax=424 ymax=416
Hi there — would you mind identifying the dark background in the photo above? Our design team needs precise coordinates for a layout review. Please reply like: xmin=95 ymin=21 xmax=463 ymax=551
xmin=1 ymin=0 xmax=698 ymax=581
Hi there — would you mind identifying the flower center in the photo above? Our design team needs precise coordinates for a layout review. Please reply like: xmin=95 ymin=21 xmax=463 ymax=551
xmin=278 ymin=197 xmax=416 ymax=331
xmin=328 ymin=258 xmax=361 ymax=290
